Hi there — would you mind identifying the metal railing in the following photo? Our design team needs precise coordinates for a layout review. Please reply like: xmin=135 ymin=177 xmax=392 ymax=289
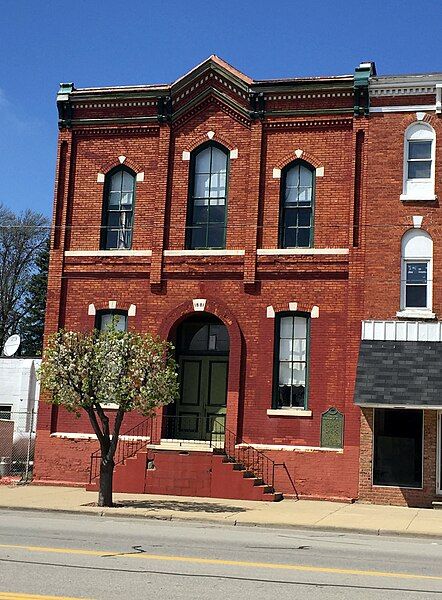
xmin=89 ymin=417 xmax=153 ymax=483
xmin=211 ymin=419 xmax=278 ymax=491
xmin=89 ymin=413 xmax=279 ymax=491
xmin=161 ymin=414 xmax=225 ymax=448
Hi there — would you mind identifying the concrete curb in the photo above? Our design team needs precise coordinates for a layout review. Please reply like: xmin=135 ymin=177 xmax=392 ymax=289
xmin=0 ymin=504 xmax=440 ymax=540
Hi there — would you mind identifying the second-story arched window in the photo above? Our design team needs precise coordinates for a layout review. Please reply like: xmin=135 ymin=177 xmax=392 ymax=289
xmin=186 ymin=143 xmax=229 ymax=249
xmin=401 ymin=229 xmax=433 ymax=312
xmin=401 ymin=122 xmax=436 ymax=201
xmin=101 ymin=167 xmax=136 ymax=250
xmin=279 ymin=161 xmax=315 ymax=248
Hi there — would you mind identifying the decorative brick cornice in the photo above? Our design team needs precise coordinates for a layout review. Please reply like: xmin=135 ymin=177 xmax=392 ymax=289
xmin=264 ymin=118 xmax=353 ymax=131
xmin=73 ymin=126 xmax=159 ymax=137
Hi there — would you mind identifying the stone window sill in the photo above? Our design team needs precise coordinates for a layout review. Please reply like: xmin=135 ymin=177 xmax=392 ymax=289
xmin=396 ymin=309 xmax=436 ymax=320
xmin=267 ymin=409 xmax=312 ymax=417
xmin=400 ymin=194 xmax=437 ymax=202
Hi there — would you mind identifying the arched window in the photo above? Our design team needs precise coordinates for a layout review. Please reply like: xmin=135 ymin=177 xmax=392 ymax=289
xmin=401 ymin=229 xmax=433 ymax=312
xmin=279 ymin=161 xmax=315 ymax=248
xmin=401 ymin=123 xmax=436 ymax=202
xmin=101 ymin=167 xmax=136 ymax=250
xmin=186 ymin=143 xmax=229 ymax=249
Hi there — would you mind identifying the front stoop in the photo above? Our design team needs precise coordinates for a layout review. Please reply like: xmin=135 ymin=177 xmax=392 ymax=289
xmin=86 ymin=449 xmax=283 ymax=501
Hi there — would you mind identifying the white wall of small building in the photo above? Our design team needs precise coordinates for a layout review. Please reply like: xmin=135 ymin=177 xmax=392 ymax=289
xmin=0 ymin=358 xmax=41 ymax=432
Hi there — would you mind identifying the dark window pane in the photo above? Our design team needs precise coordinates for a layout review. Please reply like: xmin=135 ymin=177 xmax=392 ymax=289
xmin=189 ymin=226 xmax=206 ymax=249
xmin=409 ymin=141 xmax=432 ymax=160
xmin=107 ymin=212 xmax=120 ymax=227
xmin=298 ymin=208 xmax=311 ymax=227
xmin=408 ymin=161 xmax=431 ymax=179
xmin=284 ymin=208 xmax=297 ymax=227
xmin=0 ymin=406 xmax=12 ymax=419
xmin=209 ymin=204 xmax=226 ymax=223
xmin=179 ymin=320 xmax=229 ymax=353
xmin=406 ymin=285 xmax=427 ymax=308
xmin=297 ymin=228 xmax=311 ymax=247
xmin=208 ymin=324 xmax=229 ymax=352
xmin=106 ymin=230 xmax=118 ymax=249
xmin=207 ymin=225 xmax=225 ymax=248
xmin=181 ymin=322 xmax=208 ymax=351
xmin=373 ymin=409 xmax=423 ymax=488
xmin=283 ymin=228 xmax=297 ymax=248
xmin=290 ymin=385 xmax=305 ymax=407
xmin=406 ymin=263 xmax=427 ymax=284
xmin=193 ymin=205 xmax=209 ymax=224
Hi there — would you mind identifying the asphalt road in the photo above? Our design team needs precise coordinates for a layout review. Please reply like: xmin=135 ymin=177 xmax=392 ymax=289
xmin=0 ymin=510 xmax=441 ymax=599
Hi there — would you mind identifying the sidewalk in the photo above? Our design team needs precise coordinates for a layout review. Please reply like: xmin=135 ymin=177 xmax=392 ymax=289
xmin=0 ymin=484 xmax=441 ymax=538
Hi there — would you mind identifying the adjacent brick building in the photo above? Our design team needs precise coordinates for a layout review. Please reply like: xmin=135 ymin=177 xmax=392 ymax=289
xmin=354 ymin=72 xmax=442 ymax=507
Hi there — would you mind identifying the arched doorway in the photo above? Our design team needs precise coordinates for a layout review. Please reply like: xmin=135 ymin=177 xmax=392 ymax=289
xmin=166 ymin=314 xmax=230 ymax=441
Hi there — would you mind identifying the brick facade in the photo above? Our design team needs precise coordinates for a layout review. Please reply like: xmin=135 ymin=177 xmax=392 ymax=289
xmin=35 ymin=56 xmax=370 ymax=502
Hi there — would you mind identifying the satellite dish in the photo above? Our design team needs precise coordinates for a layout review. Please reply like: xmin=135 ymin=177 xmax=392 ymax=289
xmin=3 ymin=334 xmax=21 ymax=357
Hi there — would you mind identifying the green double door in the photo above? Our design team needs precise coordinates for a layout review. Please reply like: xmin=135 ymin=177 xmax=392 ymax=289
xmin=176 ymin=355 xmax=228 ymax=441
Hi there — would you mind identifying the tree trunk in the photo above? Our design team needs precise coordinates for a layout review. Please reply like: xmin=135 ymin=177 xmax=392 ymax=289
xmin=98 ymin=457 xmax=115 ymax=507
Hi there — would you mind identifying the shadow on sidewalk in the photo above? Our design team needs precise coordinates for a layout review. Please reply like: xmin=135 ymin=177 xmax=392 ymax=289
xmin=82 ymin=500 xmax=247 ymax=513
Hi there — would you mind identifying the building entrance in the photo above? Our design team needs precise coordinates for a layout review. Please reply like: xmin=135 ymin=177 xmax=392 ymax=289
xmin=167 ymin=315 xmax=229 ymax=441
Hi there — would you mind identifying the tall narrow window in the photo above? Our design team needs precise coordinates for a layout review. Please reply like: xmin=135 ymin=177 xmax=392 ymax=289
xmin=274 ymin=313 xmax=309 ymax=409
xmin=401 ymin=123 xmax=436 ymax=201
xmin=401 ymin=229 xmax=433 ymax=313
xmin=280 ymin=161 xmax=314 ymax=248
xmin=186 ymin=143 xmax=228 ymax=249
xmin=101 ymin=168 xmax=135 ymax=250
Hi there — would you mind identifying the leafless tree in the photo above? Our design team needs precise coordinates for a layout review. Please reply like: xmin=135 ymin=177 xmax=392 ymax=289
xmin=0 ymin=203 xmax=49 ymax=352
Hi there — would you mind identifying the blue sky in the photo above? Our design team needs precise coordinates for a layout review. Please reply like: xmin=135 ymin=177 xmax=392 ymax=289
xmin=1 ymin=0 xmax=441 ymax=217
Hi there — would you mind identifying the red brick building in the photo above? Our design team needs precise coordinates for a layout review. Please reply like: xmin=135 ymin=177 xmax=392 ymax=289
xmin=34 ymin=56 xmax=373 ymax=501
xmin=354 ymin=72 xmax=442 ymax=507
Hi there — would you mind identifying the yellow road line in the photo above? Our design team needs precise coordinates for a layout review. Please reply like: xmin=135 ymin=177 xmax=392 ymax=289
xmin=0 ymin=542 xmax=441 ymax=583
xmin=0 ymin=593 xmax=92 ymax=600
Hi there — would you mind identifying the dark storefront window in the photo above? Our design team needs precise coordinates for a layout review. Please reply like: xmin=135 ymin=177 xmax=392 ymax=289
xmin=373 ymin=409 xmax=423 ymax=488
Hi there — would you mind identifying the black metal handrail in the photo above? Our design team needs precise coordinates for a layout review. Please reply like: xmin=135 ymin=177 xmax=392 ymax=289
xmin=89 ymin=417 xmax=154 ymax=483
xmin=89 ymin=414 xmax=279 ymax=492
xmin=211 ymin=419 xmax=277 ymax=491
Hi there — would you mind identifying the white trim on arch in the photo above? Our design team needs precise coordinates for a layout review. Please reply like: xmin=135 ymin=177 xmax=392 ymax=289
xmin=400 ymin=122 xmax=436 ymax=201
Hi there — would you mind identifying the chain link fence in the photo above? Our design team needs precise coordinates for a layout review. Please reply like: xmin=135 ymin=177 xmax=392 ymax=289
xmin=0 ymin=409 xmax=36 ymax=483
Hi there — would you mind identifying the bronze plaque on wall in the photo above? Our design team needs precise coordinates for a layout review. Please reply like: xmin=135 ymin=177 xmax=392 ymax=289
xmin=320 ymin=407 xmax=344 ymax=449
